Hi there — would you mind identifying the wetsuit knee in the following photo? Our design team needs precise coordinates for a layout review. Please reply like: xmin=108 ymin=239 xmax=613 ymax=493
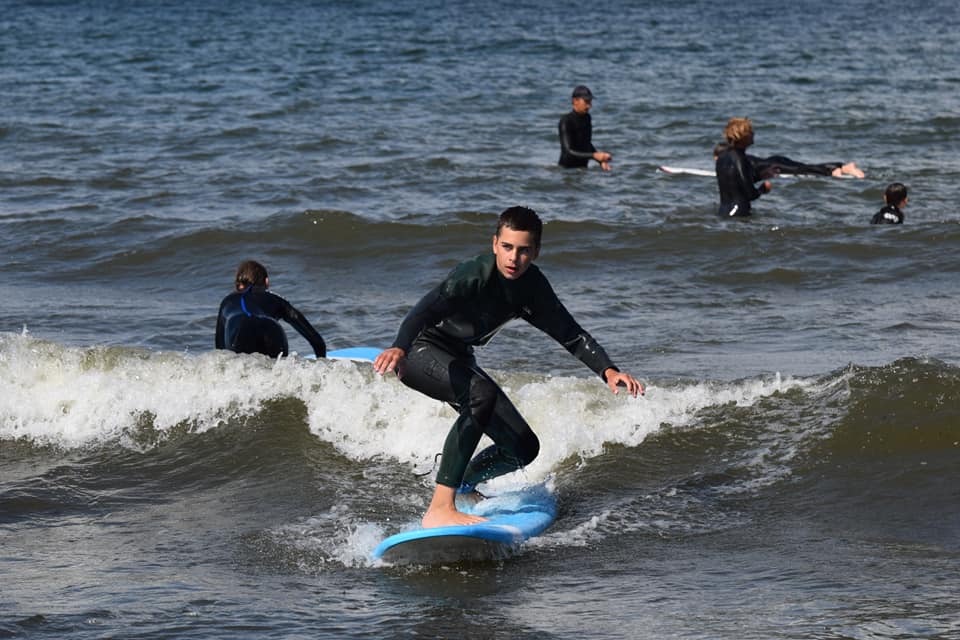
xmin=514 ymin=430 xmax=540 ymax=467
xmin=459 ymin=431 xmax=540 ymax=488
xmin=466 ymin=374 xmax=498 ymax=426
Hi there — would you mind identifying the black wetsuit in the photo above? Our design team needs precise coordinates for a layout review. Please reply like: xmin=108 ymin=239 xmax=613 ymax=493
xmin=749 ymin=155 xmax=842 ymax=179
xmin=716 ymin=147 xmax=768 ymax=218
xmin=871 ymin=204 xmax=904 ymax=225
xmin=558 ymin=110 xmax=597 ymax=168
xmin=215 ymin=286 xmax=326 ymax=358
xmin=391 ymin=253 xmax=618 ymax=489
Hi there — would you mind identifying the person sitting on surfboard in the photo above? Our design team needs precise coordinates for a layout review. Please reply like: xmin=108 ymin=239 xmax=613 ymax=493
xmin=715 ymin=117 xmax=772 ymax=218
xmin=871 ymin=182 xmax=907 ymax=224
xmin=373 ymin=206 xmax=643 ymax=529
xmin=712 ymin=142 xmax=865 ymax=179
xmin=558 ymin=85 xmax=613 ymax=171
xmin=215 ymin=260 xmax=326 ymax=358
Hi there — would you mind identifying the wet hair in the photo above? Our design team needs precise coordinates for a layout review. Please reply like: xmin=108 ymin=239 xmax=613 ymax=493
xmin=723 ymin=117 xmax=754 ymax=147
xmin=884 ymin=182 xmax=908 ymax=207
xmin=234 ymin=260 xmax=268 ymax=291
xmin=496 ymin=206 xmax=543 ymax=247
xmin=713 ymin=142 xmax=731 ymax=158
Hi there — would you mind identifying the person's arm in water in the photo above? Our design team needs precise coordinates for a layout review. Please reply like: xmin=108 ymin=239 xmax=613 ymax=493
xmin=274 ymin=295 xmax=327 ymax=358
xmin=749 ymin=154 xmax=864 ymax=179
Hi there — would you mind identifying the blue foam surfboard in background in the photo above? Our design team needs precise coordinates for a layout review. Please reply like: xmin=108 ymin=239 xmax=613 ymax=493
xmin=326 ymin=347 xmax=382 ymax=362
xmin=373 ymin=483 xmax=557 ymax=565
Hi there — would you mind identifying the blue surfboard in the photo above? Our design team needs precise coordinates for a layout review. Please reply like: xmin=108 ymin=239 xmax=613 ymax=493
xmin=326 ymin=346 xmax=382 ymax=362
xmin=373 ymin=483 xmax=557 ymax=564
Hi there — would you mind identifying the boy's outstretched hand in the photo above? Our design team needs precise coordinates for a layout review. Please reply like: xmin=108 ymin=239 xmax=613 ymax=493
xmin=604 ymin=369 xmax=644 ymax=397
xmin=373 ymin=347 xmax=405 ymax=375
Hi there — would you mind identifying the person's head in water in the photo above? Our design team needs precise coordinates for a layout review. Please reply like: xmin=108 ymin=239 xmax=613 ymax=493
xmin=493 ymin=206 xmax=542 ymax=281
xmin=884 ymin=182 xmax=908 ymax=209
xmin=234 ymin=260 xmax=269 ymax=291
xmin=723 ymin=117 xmax=755 ymax=149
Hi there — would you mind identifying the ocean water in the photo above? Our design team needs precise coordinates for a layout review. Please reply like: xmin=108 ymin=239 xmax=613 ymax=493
xmin=3 ymin=1 xmax=959 ymax=638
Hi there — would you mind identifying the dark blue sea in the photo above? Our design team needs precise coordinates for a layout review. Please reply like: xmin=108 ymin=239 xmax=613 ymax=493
xmin=3 ymin=1 xmax=960 ymax=638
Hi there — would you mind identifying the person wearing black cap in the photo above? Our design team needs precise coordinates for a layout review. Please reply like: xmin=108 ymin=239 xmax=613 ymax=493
xmin=558 ymin=85 xmax=612 ymax=171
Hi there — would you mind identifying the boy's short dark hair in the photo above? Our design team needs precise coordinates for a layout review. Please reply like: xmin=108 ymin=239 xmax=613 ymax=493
xmin=235 ymin=260 xmax=268 ymax=290
xmin=496 ymin=206 xmax=543 ymax=247
xmin=884 ymin=182 xmax=908 ymax=207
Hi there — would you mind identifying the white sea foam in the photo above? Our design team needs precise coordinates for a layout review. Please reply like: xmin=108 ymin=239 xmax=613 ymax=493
xmin=1 ymin=333 xmax=812 ymax=476
xmin=270 ymin=504 xmax=389 ymax=571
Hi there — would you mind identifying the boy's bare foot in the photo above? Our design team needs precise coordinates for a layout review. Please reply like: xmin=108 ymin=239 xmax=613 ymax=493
xmin=842 ymin=162 xmax=865 ymax=178
xmin=422 ymin=505 xmax=487 ymax=529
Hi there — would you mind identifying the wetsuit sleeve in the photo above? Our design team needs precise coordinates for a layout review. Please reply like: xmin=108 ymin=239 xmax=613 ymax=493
xmin=736 ymin=152 xmax=765 ymax=201
xmin=756 ymin=155 xmax=840 ymax=177
xmin=747 ymin=154 xmax=777 ymax=180
xmin=390 ymin=284 xmax=455 ymax=352
xmin=524 ymin=275 xmax=618 ymax=380
xmin=276 ymin=297 xmax=327 ymax=358
xmin=558 ymin=115 xmax=596 ymax=163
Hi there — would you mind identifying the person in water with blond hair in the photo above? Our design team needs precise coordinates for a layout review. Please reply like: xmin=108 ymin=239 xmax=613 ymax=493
xmin=215 ymin=260 xmax=327 ymax=358
xmin=715 ymin=117 xmax=772 ymax=218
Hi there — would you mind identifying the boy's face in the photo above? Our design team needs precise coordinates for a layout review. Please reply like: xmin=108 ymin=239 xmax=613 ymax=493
xmin=492 ymin=227 xmax=539 ymax=280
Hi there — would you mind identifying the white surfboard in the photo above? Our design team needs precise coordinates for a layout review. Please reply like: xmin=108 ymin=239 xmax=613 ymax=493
xmin=658 ymin=165 xmax=716 ymax=177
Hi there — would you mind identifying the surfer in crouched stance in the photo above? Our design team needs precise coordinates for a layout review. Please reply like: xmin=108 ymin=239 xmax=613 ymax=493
xmin=373 ymin=206 xmax=643 ymax=528
xmin=215 ymin=260 xmax=327 ymax=358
